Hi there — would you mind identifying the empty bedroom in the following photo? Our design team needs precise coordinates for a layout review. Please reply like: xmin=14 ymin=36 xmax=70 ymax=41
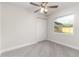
xmin=0 ymin=1 xmax=79 ymax=57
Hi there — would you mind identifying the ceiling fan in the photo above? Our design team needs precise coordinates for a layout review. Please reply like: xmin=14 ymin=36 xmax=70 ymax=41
xmin=30 ymin=2 xmax=58 ymax=14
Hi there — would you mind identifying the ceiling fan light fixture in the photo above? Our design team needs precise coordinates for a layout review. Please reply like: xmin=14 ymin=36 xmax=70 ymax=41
xmin=40 ymin=7 xmax=45 ymax=13
xmin=44 ymin=8 xmax=48 ymax=12
xmin=40 ymin=7 xmax=48 ymax=14
xmin=30 ymin=2 xmax=58 ymax=14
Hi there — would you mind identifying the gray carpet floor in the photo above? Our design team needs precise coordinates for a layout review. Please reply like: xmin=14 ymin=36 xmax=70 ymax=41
xmin=1 ymin=40 xmax=79 ymax=57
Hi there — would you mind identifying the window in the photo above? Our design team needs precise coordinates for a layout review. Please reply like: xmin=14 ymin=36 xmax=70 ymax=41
xmin=54 ymin=14 xmax=74 ymax=34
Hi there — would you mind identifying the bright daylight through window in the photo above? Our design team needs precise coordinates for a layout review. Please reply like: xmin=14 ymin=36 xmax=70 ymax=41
xmin=54 ymin=14 xmax=74 ymax=34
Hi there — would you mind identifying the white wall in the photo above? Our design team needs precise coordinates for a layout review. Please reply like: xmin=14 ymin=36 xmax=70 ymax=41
xmin=1 ymin=3 xmax=47 ymax=51
xmin=0 ymin=3 xmax=2 ymax=51
xmin=48 ymin=5 xmax=79 ymax=50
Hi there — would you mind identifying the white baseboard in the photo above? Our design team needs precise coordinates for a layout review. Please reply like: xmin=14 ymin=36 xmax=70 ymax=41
xmin=49 ymin=39 xmax=79 ymax=51
xmin=1 ymin=40 xmax=42 ymax=54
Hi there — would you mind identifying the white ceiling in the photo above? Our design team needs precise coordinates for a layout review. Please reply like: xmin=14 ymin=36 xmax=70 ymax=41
xmin=9 ymin=2 xmax=79 ymax=16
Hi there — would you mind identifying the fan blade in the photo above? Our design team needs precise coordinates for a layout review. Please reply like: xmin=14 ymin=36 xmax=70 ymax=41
xmin=48 ymin=5 xmax=58 ymax=8
xmin=30 ymin=2 xmax=39 ymax=7
xmin=34 ymin=9 xmax=40 ymax=13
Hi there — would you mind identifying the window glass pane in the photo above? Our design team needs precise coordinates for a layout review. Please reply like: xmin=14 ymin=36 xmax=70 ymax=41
xmin=54 ymin=14 xmax=74 ymax=34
